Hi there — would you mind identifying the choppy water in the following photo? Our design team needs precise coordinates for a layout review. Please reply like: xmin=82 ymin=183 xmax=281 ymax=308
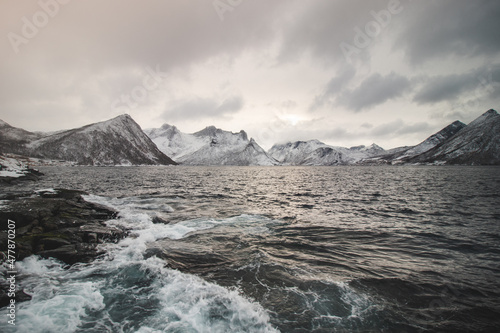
xmin=2 ymin=166 xmax=500 ymax=332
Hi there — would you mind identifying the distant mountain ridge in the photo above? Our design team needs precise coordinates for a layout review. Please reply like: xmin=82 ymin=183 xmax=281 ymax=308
xmin=145 ymin=125 xmax=277 ymax=165
xmin=0 ymin=115 xmax=176 ymax=166
xmin=268 ymin=109 xmax=499 ymax=166
xmin=268 ymin=140 xmax=385 ymax=165
xmin=1 ymin=109 xmax=498 ymax=166
xmin=365 ymin=120 xmax=467 ymax=164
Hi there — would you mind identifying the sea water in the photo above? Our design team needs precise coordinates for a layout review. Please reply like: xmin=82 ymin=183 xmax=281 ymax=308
xmin=1 ymin=166 xmax=499 ymax=332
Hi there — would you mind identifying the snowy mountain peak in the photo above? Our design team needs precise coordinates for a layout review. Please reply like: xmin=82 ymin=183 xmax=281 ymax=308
xmin=369 ymin=143 xmax=383 ymax=150
xmin=485 ymin=109 xmax=498 ymax=116
xmin=105 ymin=114 xmax=134 ymax=125
xmin=160 ymin=123 xmax=177 ymax=131
xmin=239 ymin=130 xmax=248 ymax=141
xmin=147 ymin=124 xmax=181 ymax=141
xmin=268 ymin=139 xmax=384 ymax=165
xmin=194 ymin=126 xmax=220 ymax=137
xmin=469 ymin=108 xmax=499 ymax=127
xmin=347 ymin=144 xmax=384 ymax=153
xmin=364 ymin=119 xmax=467 ymax=164
xmin=360 ymin=143 xmax=384 ymax=153
xmin=23 ymin=115 xmax=176 ymax=165
xmin=145 ymin=125 xmax=276 ymax=165
xmin=450 ymin=120 xmax=466 ymax=127
xmin=116 ymin=113 xmax=133 ymax=120
xmin=408 ymin=109 xmax=500 ymax=165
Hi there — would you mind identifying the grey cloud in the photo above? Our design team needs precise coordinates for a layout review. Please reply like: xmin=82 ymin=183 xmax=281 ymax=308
xmin=371 ymin=119 xmax=404 ymax=137
xmin=396 ymin=122 xmax=432 ymax=135
xmin=279 ymin=1 xmax=500 ymax=72
xmin=413 ymin=74 xmax=477 ymax=105
xmin=1 ymin=0 xmax=499 ymax=143
xmin=370 ymin=119 xmax=432 ymax=138
xmin=217 ymin=95 xmax=244 ymax=113
xmin=413 ymin=65 xmax=500 ymax=105
xmin=278 ymin=0 xmax=389 ymax=64
xmin=269 ymin=119 xmax=432 ymax=147
xmin=1 ymin=1 xmax=289 ymax=69
xmin=163 ymin=95 xmax=244 ymax=121
xmin=340 ymin=72 xmax=412 ymax=111
xmin=0 ymin=0 xmax=283 ymax=129
xmin=394 ymin=0 xmax=500 ymax=65
xmin=310 ymin=66 xmax=356 ymax=111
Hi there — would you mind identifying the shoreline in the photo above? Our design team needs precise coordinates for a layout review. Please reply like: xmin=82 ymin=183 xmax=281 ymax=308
xmin=0 ymin=188 xmax=127 ymax=308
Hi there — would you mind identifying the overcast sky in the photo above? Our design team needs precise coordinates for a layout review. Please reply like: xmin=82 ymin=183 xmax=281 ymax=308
xmin=1 ymin=0 xmax=499 ymax=149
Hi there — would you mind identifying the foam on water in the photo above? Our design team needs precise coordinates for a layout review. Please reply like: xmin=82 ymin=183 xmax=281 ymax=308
xmin=0 ymin=257 xmax=105 ymax=332
xmin=0 ymin=195 xmax=279 ymax=332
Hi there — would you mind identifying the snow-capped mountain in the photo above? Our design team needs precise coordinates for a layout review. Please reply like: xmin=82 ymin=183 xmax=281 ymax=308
xmin=0 ymin=115 xmax=176 ymax=166
xmin=409 ymin=109 xmax=500 ymax=165
xmin=0 ymin=119 xmax=42 ymax=154
xmin=268 ymin=140 xmax=385 ymax=165
xmin=364 ymin=120 xmax=467 ymax=164
xmin=395 ymin=120 xmax=466 ymax=161
xmin=145 ymin=125 xmax=277 ymax=165
xmin=2 ymin=109 xmax=498 ymax=167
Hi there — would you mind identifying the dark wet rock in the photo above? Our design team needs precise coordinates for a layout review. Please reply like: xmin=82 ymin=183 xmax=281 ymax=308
xmin=37 ymin=237 xmax=73 ymax=251
xmin=0 ymin=188 xmax=127 ymax=308
xmin=152 ymin=215 xmax=169 ymax=224
xmin=0 ymin=188 xmax=126 ymax=264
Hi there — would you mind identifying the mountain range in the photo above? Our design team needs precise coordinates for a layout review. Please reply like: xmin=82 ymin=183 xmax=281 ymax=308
xmin=0 ymin=109 xmax=498 ymax=166
xmin=407 ymin=109 xmax=500 ymax=165
xmin=267 ymin=109 xmax=499 ymax=166
xmin=144 ymin=125 xmax=277 ymax=166
xmin=363 ymin=120 xmax=467 ymax=165
xmin=268 ymin=140 xmax=385 ymax=165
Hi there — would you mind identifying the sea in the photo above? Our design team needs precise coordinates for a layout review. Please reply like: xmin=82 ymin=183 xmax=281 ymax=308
xmin=1 ymin=165 xmax=500 ymax=332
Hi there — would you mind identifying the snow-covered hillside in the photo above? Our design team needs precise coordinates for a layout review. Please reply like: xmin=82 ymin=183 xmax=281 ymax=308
xmin=0 ymin=119 xmax=42 ymax=155
xmin=364 ymin=120 xmax=467 ymax=164
xmin=268 ymin=140 xmax=385 ymax=165
xmin=394 ymin=121 xmax=466 ymax=161
xmin=409 ymin=109 xmax=500 ymax=165
xmin=12 ymin=115 xmax=177 ymax=166
xmin=145 ymin=125 xmax=277 ymax=165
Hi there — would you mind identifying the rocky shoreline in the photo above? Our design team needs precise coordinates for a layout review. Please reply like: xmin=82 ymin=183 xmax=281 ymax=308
xmin=0 ymin=188 xmax=127 ymax=307
xmin=0 ymin=168 xmax=44 ymax=184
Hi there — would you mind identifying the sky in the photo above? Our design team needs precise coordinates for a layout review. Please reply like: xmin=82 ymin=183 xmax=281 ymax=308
xmin=1 ymin=0 xmax=499 ymax=150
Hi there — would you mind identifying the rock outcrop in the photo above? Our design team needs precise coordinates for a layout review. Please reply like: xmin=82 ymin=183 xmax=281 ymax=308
xmin=0 ymin=189 xmax=125 ymax=264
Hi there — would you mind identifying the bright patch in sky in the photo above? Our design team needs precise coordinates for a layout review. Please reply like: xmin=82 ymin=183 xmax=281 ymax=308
xmin=281 ymin=114 xmax=302 ymax=126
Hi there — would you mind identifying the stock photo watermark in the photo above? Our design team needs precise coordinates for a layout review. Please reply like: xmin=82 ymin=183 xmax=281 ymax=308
xmin=111 ymin=65 xmax=168 ymax=111
xmin=213 ymin=0 xmax=244 ymax=21
xmin=340 ymin=0 xmax=403 ymax=65
xmin=7 ymin=0 xmax=72 ymax=54
xmin=4 ymin=219 xmax=17 ymax=326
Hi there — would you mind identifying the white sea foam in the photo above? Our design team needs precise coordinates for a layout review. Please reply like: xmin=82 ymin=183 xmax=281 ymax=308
xmin=0 ymin=194 xmax=279 ymax=333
